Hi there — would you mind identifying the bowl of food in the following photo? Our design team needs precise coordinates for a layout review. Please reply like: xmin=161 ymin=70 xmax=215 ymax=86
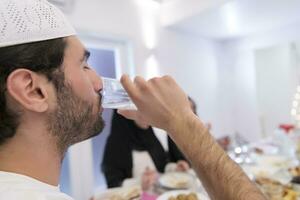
xmin=158 ymin=172 xmax=194 ymax=190
xmin=93 ymin=186 xmax=141 ymax=200
xmin=255 ymin=177 xmax=298 ymax=200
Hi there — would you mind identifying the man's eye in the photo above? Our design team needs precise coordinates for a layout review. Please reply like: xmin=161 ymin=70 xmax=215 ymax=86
xmin=83 ymin=66 xmax=90 ymax=70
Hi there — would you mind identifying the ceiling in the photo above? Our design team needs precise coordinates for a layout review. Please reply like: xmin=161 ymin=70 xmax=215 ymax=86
xmin=166 ymin=0 xmax=300 ymax=40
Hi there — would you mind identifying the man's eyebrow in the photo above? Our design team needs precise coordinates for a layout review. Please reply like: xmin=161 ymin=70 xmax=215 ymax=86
xmin=81 ymin=50 xmax=91 ymax=61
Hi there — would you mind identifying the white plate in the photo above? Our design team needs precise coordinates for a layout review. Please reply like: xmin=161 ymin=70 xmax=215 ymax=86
xmin=93 ymin=186 xmax=141 ymax=200
xmin=157 ymin=190 xmax=209 ymax=200
xmin=254 ymin=155 xmax=292 ymax=168
xmin=158 ymin=172 xmax=194 ymax=189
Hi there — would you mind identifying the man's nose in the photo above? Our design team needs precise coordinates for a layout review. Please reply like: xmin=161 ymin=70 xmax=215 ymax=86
xmin=90 ymin=68 xmax=103 ymax=93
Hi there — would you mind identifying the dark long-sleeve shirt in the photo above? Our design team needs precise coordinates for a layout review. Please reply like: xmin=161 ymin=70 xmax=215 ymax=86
xmin=101 ymin=110 xmax=188 ymax=188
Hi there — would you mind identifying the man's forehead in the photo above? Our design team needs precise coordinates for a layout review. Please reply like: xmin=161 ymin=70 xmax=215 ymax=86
xmin=64 ymin=36 xmax=86 ymax=56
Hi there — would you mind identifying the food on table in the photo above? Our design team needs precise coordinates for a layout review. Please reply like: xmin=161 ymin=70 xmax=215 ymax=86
xmin=159 ymin=172 xmax=192 ymax=189
xmin=168 ymin=192 xmax=199 ymax=200
xmin=109 ymin=186 xmax=141 ymax=200
xmin=172 ymin=180 xmax=189 ymax=189
xmin=283 ymin=189 xmax=297 ymax=200
xmin=288 ymin=166 xmax=300 ymax=177
xmin=255 ymin=177 xmax=298 ymax=200
xmin=253 ymin=147 xmax=264 ymax=154
xmin=255 ymin=177 xmax=282 ymax=186
xmin=122 ymin=187 xmax=141 ymax=200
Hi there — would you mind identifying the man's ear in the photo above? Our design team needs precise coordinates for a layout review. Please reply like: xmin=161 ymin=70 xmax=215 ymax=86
xmin=6 ymin=69 xmax=49 ymax=112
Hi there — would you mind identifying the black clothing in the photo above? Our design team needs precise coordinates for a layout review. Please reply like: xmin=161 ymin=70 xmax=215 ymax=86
xmin=102 ymin=110 xmax=187 ymax=188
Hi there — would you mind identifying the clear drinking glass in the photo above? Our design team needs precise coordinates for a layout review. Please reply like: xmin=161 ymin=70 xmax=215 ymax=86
xmin=101 ymin=77 xmax=137 ymax=109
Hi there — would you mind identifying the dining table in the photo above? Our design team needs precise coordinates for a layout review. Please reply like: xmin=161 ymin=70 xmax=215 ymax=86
xmin=93 ymin=133 xmax=300 ymax=200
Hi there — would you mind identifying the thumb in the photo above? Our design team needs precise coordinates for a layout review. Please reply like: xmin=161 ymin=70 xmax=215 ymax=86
xmin=120 ymin=74 xmax=138 ymax=101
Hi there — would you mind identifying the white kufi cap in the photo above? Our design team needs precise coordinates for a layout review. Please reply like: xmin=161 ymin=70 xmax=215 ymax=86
xmin=0 ymin=0 xmax=76 ymax=48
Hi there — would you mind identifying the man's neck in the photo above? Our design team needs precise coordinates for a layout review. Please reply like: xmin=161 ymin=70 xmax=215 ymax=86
xmin=0 ymin=124 xmax=62 ymax=186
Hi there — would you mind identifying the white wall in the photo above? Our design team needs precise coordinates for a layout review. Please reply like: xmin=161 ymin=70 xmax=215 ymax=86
xmin=220 ymin=21 xmax=300 ymax=141
xmin=156 ymin=29 xmax=227 ymax=137
xmin=255 ymin=44 xmax=298 ymax=136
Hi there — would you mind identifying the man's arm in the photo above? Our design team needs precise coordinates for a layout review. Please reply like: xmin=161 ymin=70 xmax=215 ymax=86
xmin=170 ymin=113 xmax=265 ymax=200
xmin=118 ymin=75 xmax=266 ymax=200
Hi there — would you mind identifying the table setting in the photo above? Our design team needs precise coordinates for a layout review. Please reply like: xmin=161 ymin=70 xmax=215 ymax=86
xmin=227 ymin=131 xmax=300 ymax=200
xmin=92 ymin=169 xmax=209 ymax=200
xmin=93 ymin=129 xmax=300 ymax=200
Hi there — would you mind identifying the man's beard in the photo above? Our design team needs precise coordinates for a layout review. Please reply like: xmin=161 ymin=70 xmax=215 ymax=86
xmin=47 ymin=73 xmax=104 ymax=154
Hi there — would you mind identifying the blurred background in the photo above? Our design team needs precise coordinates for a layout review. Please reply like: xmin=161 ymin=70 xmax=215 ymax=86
xmin=47 ymin=0 xmax=300 ymax=199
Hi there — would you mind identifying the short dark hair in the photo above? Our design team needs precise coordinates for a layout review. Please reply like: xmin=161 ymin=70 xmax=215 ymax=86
xmin=0 ymin=38 xmax=67 ymax=144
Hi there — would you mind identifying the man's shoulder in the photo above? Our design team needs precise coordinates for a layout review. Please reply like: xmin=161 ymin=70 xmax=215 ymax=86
xmin=0 ymin=189 xmax=74 ymax=200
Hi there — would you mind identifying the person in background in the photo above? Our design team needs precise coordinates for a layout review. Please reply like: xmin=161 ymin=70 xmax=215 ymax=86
xmin=102 ymin=97 xmax=197 ymax=190
xmin=0 ymin=0 xmax=266 ymax=199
